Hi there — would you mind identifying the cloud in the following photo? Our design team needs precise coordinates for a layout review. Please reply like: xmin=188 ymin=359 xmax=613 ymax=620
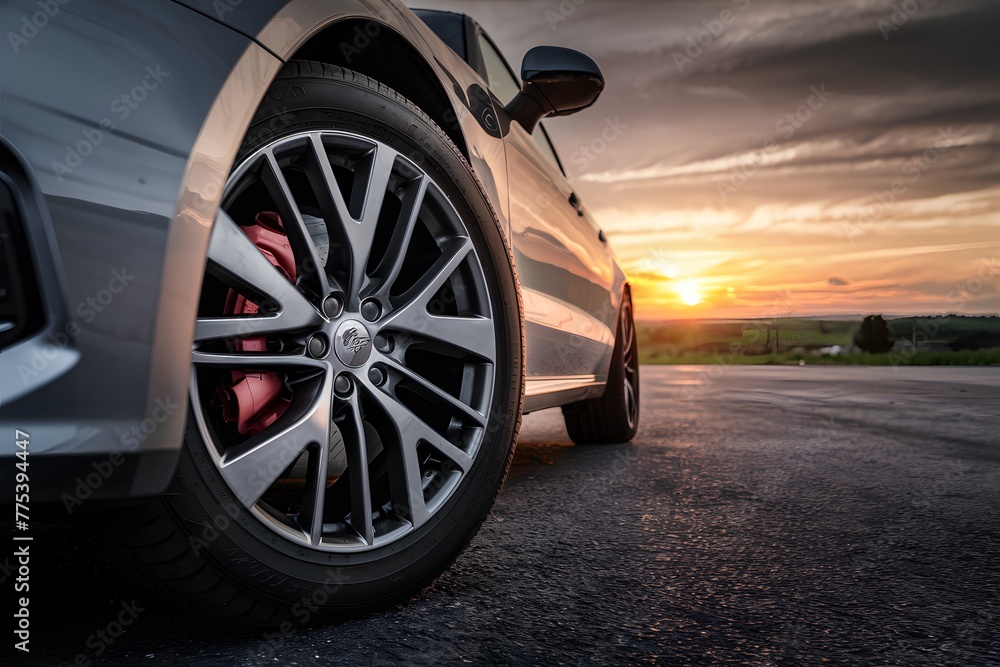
xmin=406 ymin=0 xmax=1000 ymax=317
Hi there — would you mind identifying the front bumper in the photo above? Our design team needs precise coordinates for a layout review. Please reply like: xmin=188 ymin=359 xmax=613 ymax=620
xmin=0 ymin=0 xmax=280 ymax=504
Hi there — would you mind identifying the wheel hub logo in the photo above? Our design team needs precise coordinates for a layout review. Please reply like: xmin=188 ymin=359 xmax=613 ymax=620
xmin=335 ymin=320 xmax=373 ymax=367
xmin=342 ymin=328 xmax=370 ymax=354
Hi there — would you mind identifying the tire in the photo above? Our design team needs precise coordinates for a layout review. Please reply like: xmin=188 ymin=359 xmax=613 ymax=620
xmin=113 ymin=62 xmax=524 ymax=626
xmin=562 ymin=290 xmax=639 ymax=444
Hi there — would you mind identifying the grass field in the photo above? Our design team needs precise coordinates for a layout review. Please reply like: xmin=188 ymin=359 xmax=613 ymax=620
xmin=638 ymin=316 xmax=1000 ymax=366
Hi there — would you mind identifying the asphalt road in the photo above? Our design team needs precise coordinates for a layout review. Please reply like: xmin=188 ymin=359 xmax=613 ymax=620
xmin=9 ymin=366 xmax=1000 ymax=666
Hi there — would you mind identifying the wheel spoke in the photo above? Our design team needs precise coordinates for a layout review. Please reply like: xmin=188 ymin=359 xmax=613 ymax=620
xmin=261 ymin=150 xmax=332 ymax=296
xmin=404 ymin=314 xmax=496 ymax=360
xmin=364 ymin=381 xmax=429 ymax=527
xmin=194 ymin=314 xmax=319 ymax=344
xmin=341 ymin=391 xmax=374 ymax=544
xmin=623 ymin=329 xmax=635 ymax=359
xmin=381 ymin=238 xmax=496 ymax=360
xmin=625 ymin=380 xmax=638 ymax=429
xmin=393 ymin=434 xmax=431 ymax=529
xmin=364 ymin=379 xmax=474 ymax=472
xmin=385 ymin=313 xmax=496 ymax=361
xmin=621 ymin=303 xmax=635 ymax=358
xmin=396 ymin=237 xmax=473 ymax=308
xmin=298 ymin=438 xmax=330 ymax=547
xmin=201 ymin=210 xmax=322 ymax=342
xmin=307 ymin=135 xmax=397 ymax=304
xmin=380 ymin=356 xmax=486 ymax=427
xmin=368 ymin=175 xmax=429 ymax=300
xmin=218 ymin=372 xmax=333 ymax=507
xmin=305 ymin=134 xmax=354 ymax=233
xmin=354 ymin=143 xmax=397 ymax=231
xmin=191 ymin=349 xmax=327 ymax=370
xmin=362 ymin=380 xmax=474 ymax=528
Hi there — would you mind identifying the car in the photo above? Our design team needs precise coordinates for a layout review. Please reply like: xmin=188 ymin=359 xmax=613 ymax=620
xmin=0 ymin=0 xmax=639 ymax=624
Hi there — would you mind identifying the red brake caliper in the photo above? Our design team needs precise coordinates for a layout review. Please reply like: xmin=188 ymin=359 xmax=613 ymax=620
xmin=217 ymin=212 xmax=298 ymax=436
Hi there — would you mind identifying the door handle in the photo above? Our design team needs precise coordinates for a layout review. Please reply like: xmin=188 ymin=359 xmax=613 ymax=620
xmin=568 ymin=192 xmax=584 ymax=217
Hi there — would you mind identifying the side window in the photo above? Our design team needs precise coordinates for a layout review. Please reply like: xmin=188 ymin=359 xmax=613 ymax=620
xmin=476 ymin=32 xmax=521 ymax=106
xmin=532 ymin=123 xmax=564 ymax=173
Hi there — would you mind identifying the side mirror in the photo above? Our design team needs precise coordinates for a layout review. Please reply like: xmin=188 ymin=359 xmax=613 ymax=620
xmin=505 ymin=46 xmax=605 ymax=133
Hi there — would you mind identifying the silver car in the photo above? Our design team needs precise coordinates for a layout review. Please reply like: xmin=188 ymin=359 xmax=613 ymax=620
xmin=0 ymin=0 xmax=638 ymax=623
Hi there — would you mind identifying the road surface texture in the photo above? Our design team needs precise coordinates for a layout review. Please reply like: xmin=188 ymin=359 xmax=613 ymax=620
xmin=9 ymin=366 xmax=1000 ymax=666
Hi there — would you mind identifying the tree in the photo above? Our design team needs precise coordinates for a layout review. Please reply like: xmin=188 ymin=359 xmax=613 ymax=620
xmin=854 ymin=315 xmax=893 ymax=353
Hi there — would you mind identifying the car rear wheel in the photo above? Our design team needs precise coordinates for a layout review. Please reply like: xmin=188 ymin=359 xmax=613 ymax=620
xmin=562 ymin=291 xmax=639 ymax=444
xmin=114 ymin=62 xmax=523 ymax=625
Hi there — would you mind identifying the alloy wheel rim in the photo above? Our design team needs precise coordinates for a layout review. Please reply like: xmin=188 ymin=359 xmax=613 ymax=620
xmin=189 ymin=130 xmax=498 ymax=553
xmin=621 ymin=299 xmax=638 ymax=430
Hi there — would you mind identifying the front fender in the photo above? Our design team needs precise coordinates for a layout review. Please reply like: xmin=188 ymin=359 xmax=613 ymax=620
xmin=0 ymin=0 xmax=280 ymax=501
xmin=174 ymin=0 xmax=512 ymax=228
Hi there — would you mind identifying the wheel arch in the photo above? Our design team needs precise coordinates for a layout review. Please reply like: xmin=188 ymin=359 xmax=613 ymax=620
xmin=287 ymin=20 xmax=470 ymax=162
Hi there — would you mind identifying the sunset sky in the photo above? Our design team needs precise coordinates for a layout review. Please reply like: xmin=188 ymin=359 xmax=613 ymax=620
xmin=409 ymin=0 xmax=1000 ymax=320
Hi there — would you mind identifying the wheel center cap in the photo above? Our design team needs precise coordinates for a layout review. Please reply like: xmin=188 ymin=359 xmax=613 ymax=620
xmin=334 ymin=319 xmax=373 ymax=368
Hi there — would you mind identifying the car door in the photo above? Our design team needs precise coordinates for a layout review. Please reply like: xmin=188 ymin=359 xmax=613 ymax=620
xmin=474 ymin=29 xmax=617 ymax=382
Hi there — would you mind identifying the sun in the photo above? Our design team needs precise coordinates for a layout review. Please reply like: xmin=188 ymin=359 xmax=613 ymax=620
xmin=675 ymin=280 xmax=703 ymax=307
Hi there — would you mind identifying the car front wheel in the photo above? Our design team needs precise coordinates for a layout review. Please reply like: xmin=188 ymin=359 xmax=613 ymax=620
xmin=115 ymin=63 xmax=523 ymax=625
